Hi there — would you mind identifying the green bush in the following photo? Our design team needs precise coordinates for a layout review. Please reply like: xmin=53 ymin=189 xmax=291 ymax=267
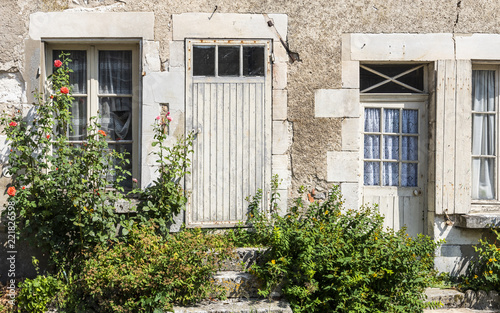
xmin=248 ymin=183 xmax=442 ymax=313
xmin=462 ymin=228 xmax=500 ymax=291
xmin=70 ymin=225 xmax=234 ymax=312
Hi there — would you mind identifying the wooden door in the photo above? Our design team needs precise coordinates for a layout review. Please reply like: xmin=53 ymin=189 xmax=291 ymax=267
xmin=185 ymin=40 xmax=272 ymax=227
xmin=362 ymin=100 xmax=428 ymax=236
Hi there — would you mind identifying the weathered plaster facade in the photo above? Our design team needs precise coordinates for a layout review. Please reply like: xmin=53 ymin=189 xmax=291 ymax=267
xmin=2 ymin=0 xmax=500 ymax=277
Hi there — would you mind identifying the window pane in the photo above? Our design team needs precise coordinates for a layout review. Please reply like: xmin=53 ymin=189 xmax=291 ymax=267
xmin=472 ymin=158 xmax=495 ymax=200
xmin=472 ymin=114 xmax=495 ymax=156
xmin=384 ymin=109 xmax=399 ymax=133
xmin=107 ymin=143 xmax=133 ymax=189
xmin=364 ymin=135 xmax=380 ymax=159
xmin=364 ymin=162 xmax=380 ymax=186
xmin=383 ymin=135 xmax=399 ymax=160
xmin=402 ymin=136 xmax=418 ymax=161
xmin=99 ymin=97 xmax=132 ymax=141
xmin=402 ymin=110 xmax=418 ymax=134
xmin=402 ymin=163 xmax=418 ymax=187
xmin=218 ymin=46 xmax=240 ymax=76
xmin=193 ymin=46 xmax=215 ymax=76
xmin=99 ymin=51 xmax=132 ymax=94
xmin=53 ymin=50 xmax=87 ymax=94
xmin=243 ymin=46 xmax=265 ymax=76
xmin=360 ymin=64 xmax=424 ymax=93
xmin=383 ymin=162 xmax=399 ymax=186
xmin=472 ymin=70 xmax=495 ymax=112
xmin=364 ymin=108 xmax=380 ymax=132
xmin=69 ymin=97 xmax=87 ymax=140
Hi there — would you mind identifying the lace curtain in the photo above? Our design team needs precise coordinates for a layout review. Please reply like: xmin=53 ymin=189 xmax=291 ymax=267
xmin=364 ymin=108 xmax=418 ymax=187
xmin=472 ymin=70 xmax=496 ymax=200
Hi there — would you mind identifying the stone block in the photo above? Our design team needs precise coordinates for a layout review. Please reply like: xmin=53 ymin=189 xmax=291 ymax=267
xmin=340 ymin=182 xmax=360 ymax=210
xmin=272 ymin=154 xmax=291 ymax=187
xmin=315 ymin=89 xmax=360 ymax=118
xmin=143 ymin=40 xmax=161 ymax=73
xmin=0 ymin=72 xmax=24 ymax=104
xmin=173 ymin=13 xmax=287 ymax=41
xmin=273 ymin=89 xmax=287 ymax=121
xmin=456 ymin=34 xmax=500 ymax=60
xmin=272 ymin=62 xmax=287 ymax=90
xmin=272 ymin=121 xmax=291 ymax=155
xmin=273 ymin=41 xmax=289 ymax=63
xmin=350 ymin=33 xmax=454 ymax=61
xmin=341 ymin=61 xmax=359 ymax=89
xmin=29 ymin=12 xmax=154 ymax=40
xmin=341 ymin=33 xmax=352 ymax=61
xmin=341 ymin=117 xmax=360 ymax=151
xmin=327 ymin=151 xmax=360 ymax=183
xmin=169 ymin=40 xmax=185 ymax=68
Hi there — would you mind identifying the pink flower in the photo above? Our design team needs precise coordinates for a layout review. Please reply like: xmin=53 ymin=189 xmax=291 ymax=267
xmin=167 ymin=116 xmax=172 ymax=122
xmin=9 ymin=121 xmax=17 ymax=127
xmin=132 ymin=178 xmax=138 ymax=184
xmin=60 ymin=87 xmax=69 ymax=94
xmin=166 ymin=111 xmax=170 ymax=116
xmin=54 ymin=60 xmax=62 ymax=68
xmin=155 ymin=116 xmax=161 ymax=120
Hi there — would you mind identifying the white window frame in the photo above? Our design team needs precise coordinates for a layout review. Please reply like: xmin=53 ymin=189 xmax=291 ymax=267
xmin=45 ymin=43 xmax=140 ymax=186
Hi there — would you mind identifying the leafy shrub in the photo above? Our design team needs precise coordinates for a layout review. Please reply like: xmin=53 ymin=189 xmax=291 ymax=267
xmin=130 ymin=115 xmax=194 ymax=233
xmin=71 ymin=225 xmax=234 ymax=312
xmin=17 ymin=258 xmax=65 ymax=313
xmin=1 ymin=53 xmax=131 ymax=267
xmin=248 ymin=184 xmax=441 ymax=313
xmin=462 ymin=228 xmax=500 ymax=291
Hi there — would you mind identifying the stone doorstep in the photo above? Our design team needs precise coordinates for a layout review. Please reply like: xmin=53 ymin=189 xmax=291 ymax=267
xmin=170 ymin=298 xmax=292 ymax=313
xmin=425 ymin=288 xmax=500 ymax=310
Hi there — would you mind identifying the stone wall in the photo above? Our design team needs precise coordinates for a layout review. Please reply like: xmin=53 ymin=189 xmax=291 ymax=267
xmin=2 ymin=0 xmax=500 ymax=278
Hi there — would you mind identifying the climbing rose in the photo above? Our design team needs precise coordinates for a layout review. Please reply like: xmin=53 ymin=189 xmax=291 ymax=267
xmin=54 ymin=60 xmax=62 ymax=68
xmin=7 ymin=187 xmax=16 ymax=197
xmin=98 ymin=130 xmax=106 ymax=136
xmin=166 ymin=111 xmax=170 ymax=116
xmin=46 ymin=134 xmax=50 ymax=139
xmin=22 ymin=186 xmax=25 ymax=190
xmin=60 ymin=87 xmax=69 ymax=94
xmin=167 ymin=116 xmax=172 ymax=122
xmin=155 ymin=116 xmax=161 ymax=120
xmin=132 ymin=178 xmax=138 ymax=184
xmin=9 ymin=121 xmax=17 ymax=127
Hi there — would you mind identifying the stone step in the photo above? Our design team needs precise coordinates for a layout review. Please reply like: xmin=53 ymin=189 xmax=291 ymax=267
xmin=212 ymin=271 xmax=265 ymax=299
xmin=220 ymin=248 xmax=267 ymax=271
xmin=170 ymin=298 xmax=292 ymax=313
xmin=425 ymin=288 xmax=500 ymax=310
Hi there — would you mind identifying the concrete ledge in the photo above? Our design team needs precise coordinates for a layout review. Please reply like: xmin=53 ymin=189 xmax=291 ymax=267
xmin=455 ymin=214 xmax=500 ymax=229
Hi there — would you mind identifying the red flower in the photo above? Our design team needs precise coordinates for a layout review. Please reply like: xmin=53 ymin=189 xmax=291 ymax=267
xmin=50 ymin=95 xmax=54 ymax=99
xmin=9 ymin=121 xmax=17 ymax=127
xmin=22 ymin=186 xmax=25 ymax=190
xmin=54 ymin=60 xmax=62 ymax=68
xmin=98 ymin=130 xmax=106 ymax=137
xmin=60 ymin=87 xmax=69 ymax=94
xmin=167 ymin=116 xmax=172 ymax=122
xmin=46 ymin=134 xmax=50 ymax=139
xmin=7 ymin=187 xmax=16 ymax=197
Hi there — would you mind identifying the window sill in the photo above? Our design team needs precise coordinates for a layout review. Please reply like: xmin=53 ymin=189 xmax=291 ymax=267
xmin=455 ymin=213 xmax=500 ymax=229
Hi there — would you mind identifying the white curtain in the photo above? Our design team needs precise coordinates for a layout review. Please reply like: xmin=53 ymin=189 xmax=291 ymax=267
xmin=98 ymin=51 xmax=133 ymax=142
xmin=364 ymin=108 xmax=380 ymax=185
xmin=472 ymin=70 xmax=496 ymax=200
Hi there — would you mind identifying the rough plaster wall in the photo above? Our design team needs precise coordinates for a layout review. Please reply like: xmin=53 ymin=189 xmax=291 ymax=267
xmin=3 ymin=0 xmax=500 ymax=203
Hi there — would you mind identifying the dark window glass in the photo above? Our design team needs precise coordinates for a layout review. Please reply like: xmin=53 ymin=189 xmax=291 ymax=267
xmin=218 ymin=46 xmax=240 ymax=76
xmin=99 ymin=51 xmax=132 ymax=94
xmin=193 ymin=46 xmax=215 ymax=76
xmin=360 ymin=64 xmax=424 ymax=93
xmin=243 ymin=46 xmax=265 ymax=76
xmin=53 ymin=50 xmax=87 ymax=94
